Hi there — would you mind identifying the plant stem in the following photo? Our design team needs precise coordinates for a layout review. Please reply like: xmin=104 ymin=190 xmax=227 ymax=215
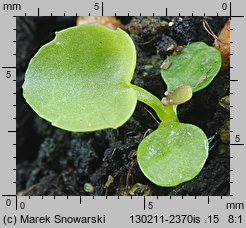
xmin=131 ymin=85 xmax=178 ymax=122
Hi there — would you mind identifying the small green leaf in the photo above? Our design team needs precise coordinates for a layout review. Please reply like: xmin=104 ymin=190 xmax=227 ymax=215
xmin=161 ymin=42 xmax=222 ymax=92
xmin=23 ymin=24 xmax=137 ymax=132
xmin=137 ymin=122 xmax=208 ymax=187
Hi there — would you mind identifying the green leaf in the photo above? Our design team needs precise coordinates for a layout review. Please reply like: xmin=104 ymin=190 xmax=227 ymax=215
xmin=161 ymin=42 xmax=222 ymax=92
xmin=23 ymin=24 xmax=137 ymax=132
xmin=137 ymin=122 xmax=208 ymax=187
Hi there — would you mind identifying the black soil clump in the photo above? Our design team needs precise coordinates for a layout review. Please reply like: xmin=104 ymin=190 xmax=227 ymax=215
xmin=17 ymin=16 xmax=230 ymax=196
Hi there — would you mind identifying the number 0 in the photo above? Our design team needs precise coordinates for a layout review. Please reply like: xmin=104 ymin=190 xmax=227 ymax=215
xmin=20 ymin=201 xmax=25 ymax=209
xmin=222 ymin=3 xmax=227 ymax=10
xmin=6 ymin=199 xmax=11 ymax=206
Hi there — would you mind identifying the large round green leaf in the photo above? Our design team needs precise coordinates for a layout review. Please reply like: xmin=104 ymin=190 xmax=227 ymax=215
xmin=161 ymin=42 xmax=222 ymax=92
xmin=23 ymin=24 xmax=137 ymax=132
xmin=137 ymin=122 xmax=208 ymax=186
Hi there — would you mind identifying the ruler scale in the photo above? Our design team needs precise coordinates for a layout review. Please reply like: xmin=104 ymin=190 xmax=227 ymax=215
xmin=0 ymin=0 xmax=245 ymax=227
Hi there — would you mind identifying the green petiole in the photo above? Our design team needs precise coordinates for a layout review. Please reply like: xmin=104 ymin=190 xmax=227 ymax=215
xmin=131 ymin=84 xmax=178 ymax=122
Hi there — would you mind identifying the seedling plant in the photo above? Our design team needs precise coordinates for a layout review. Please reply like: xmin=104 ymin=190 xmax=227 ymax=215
xmin=23 ymin=24 xmax=222 ymax=187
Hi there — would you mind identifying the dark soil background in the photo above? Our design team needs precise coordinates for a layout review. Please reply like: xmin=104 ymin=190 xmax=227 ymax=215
xmin=17 ymin=16 xmax=230 ymax=196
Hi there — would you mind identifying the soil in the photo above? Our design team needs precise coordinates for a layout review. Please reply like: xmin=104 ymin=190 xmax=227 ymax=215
xmin=16 ymin=16 xmax=230 ymax=196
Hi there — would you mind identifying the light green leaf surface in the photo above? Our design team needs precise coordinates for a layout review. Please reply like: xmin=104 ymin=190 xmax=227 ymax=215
xmin=23 ymin=24 xmax=137 ymax=132
xmin=161 ymin=42 xmax=222 ymax=92
xmin=137 ymin=122 xmax=208 ymax=187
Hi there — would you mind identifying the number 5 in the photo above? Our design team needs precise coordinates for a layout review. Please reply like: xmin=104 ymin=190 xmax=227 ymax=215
xmin=94 ymin=3 xmax=100 ymax=10
xmin=6 ymin=71 xmax=11 ymax=78
xmin=235 ymin=135 xmax=240 ymax=143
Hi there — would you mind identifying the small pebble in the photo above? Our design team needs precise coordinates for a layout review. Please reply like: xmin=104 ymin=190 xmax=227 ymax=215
xmin=219 ymin=119 xmax=230 ymax=144
xmin=84 ymin=182 xmax=95 ymax=193
xmin=219 ymin=95 xmax=230 ymax=111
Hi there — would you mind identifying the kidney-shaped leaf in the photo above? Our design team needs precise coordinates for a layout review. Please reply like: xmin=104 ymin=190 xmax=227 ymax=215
xmin=161 ymin=42 xmax=222 ymax=92
xmin=23 ymin=24 xmax=137 ymax=132
xmin=137 ymin=121 xmax=208 ymax=187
